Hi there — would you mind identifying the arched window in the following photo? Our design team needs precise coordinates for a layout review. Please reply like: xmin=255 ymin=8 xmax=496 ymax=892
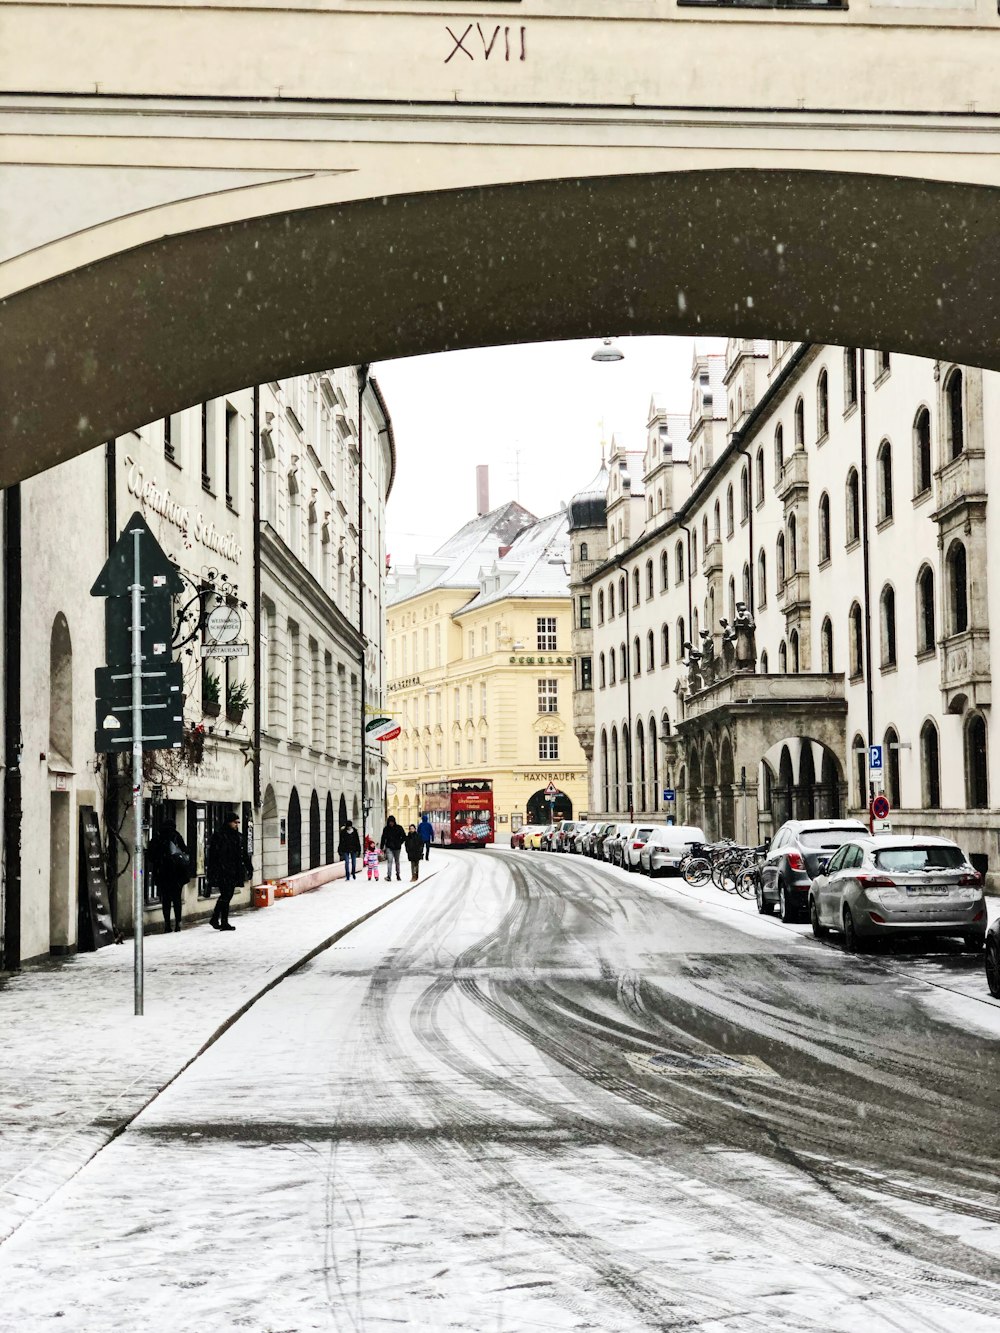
xmin=713 ymin=500 xmax=721 ymax=542
xmin=599 ymin=653 xmax=606 ymax=688
xmin=845 ymin=348 xmax=858 ymax=408
xmin=633 ymin=635 xmax=641 ymax=678
xmin=661 ymin=624 xmax=670 ymax=666
xmin=820 ymin=616 xmax=834 ymax=672
xmin=776 ymin=532 xmax=786 ymax=590
xmin=760 ymin=650 xmax=769 ymax=673
xmin=787 ymin=514 xmax=797 ymax=574
xmin=675 ymin=540 xmax=685 ymax=585
xmin=619 ymin=574 xmax=627 ymax=608
xmin=728 ymin=575 xmax=736 ymax=622
xmin=846 ymin=468 xmax=860 ymax=544
xmin=817 ymin=368 xmax=829 ymax=438
xmin=609 ymin=583 xmax=615 ymax=619
xmin=920 ymin=720 xmax=941 ymax=809
xmin=660 ymin=550 xmax=669 ymax=590
xmin=947 ymin=540 xmax=968 ymax=634
xmin=692 ymin=532 xmax=698 ymax=569
xmin=701 ymin=515 xmax=709 ymax=554
xmin=742 ymin=562 xmax=751 ymax=609
xmin=913 ymin=407 xmax=932 ymax=496
xmin=818 ymin=492 xmax=831 ymax=564
xmin=966 ymin=713 xmax=988 ymax=809
xmin=879 ymin=584 xmax=897 ymax=668
xmin=620 ymin=642 xmax=628 ymax=679
xmin=646 ymin=559 xmax=654 ymax=599
xmin=877 ymin=439 xmax=893 ymax=523
xmin=755 ymin=447 xmax=765 ymax=501
xmin=611 ymin=725 xmax=620 ymax=809
xmin=790 ymin=629 xmax=800 ymax=673
xmin=740 ymin=466 xmax=750 ymax=520
xmin=580 ymin=542 xmax=589 ymax=561
xmin=676 ymin=618 xmax=686 ymax=658
xmin=794 ymin=396 xmax=805 ymax=449
xmin=945 ymin=368 xmax=964 ymax=460
xmin=917 ymin=564 xmax=936 ymax=654
xmin=726 ymin=484 xmax=734 ymax=536
xmin=609 ymin=651 xmax=616 ymax=686
xmin=848 ymin=602 xmax=864 ymax=678
xmin=692 ymin=606 xmax=700 ymax=639
xmin=657 ymin=487 xmax=663 ymax=511
xmin=600 ymin=729 xmax=609 ymax=810
xmin=646 ymin=630 xmax=655 ymax=672
xmin=598 ymin=589 xmax=605 ymax=624
xmin=647 ymin=497 xmax=654 ymax=520
xmin=778 ymin=639 xmax=788 ymax=673
xmin=632 ymin=568 xmax=640 ymax=606
xmin=757 ymin=550 xmax=767 ymax=608
xmin=883 ymin=726 xmax=901 ymax=808
xmin=650 ymin=716 xmax=660 ymax=811
xmin=774 ymin=424 xmax=784 ymax=476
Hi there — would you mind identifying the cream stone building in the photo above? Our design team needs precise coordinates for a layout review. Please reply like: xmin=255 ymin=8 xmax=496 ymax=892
xmin=386 ymin=503 xmax=588 ymax=838
xmin=577 ymin=340 xmax=1000 ymax=887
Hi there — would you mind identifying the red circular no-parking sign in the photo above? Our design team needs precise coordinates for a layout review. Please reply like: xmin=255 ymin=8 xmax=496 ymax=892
xmin=871 ymin=794 xmax=891 ymax=821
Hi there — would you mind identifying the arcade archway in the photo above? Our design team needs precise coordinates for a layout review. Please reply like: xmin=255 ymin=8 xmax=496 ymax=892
xmin=526 ymin=788 xmax=573 ymax=825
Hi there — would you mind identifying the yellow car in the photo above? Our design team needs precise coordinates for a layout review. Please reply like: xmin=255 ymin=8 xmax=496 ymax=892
xmin=524 ymin=826 xmax=549 ymax=850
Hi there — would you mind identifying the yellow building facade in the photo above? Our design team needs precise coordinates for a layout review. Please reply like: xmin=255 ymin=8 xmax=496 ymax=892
xmin=385 ymin=505 xmax=588 ymax=840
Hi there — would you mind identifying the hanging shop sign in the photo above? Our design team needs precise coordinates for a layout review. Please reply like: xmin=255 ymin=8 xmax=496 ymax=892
xmin=366 ymin=717 xmax=402 ymax=742
xmin=200 ymin=642 xmax=249 ymax=658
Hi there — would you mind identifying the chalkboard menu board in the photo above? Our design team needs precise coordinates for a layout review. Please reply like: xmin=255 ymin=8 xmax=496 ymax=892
xmin=78 ymin=805 xmax=116 ymax=951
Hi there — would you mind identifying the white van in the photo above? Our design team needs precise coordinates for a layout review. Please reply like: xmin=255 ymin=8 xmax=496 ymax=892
xmin=639 ymin=826 xmax=706 ymax=877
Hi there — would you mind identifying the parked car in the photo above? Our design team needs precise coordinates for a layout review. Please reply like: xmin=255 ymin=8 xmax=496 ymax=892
xmin=809 ymin=835 xmax=987 ymax=953
xmin=584 ymin=823 xmax=614 ymax=857
xmin=639 ymin=825 xmax=707 ymax=877
xmin=549 ymin=819 xmax=585 ymax=852
xmin=986 ymin=916 xmax=1000 ymax=997
xmin=602 ymin=823 xmax=634 ymax=866
xmin=524 ymin=826 xmax=548 ymax=850
xmin=759 ymin=818 xmax=869 ymax=921
xmin=510 ymin=824 xmax=542 ymax=850
xmin=620 ymin=823 xmax=663 ymax=872
xmin=568 ymin=822 xmax=596 ymax=854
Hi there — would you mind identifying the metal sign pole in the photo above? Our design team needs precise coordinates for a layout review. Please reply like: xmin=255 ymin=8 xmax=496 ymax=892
xmin=131 ymin=529 xmax=144 ymax=1017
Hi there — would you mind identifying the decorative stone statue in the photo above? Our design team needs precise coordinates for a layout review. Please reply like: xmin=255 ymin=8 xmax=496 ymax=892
xmin=699 ymin=629 xmax=716 ymax=686
xmin=733 ymin=602 xmax=757 ymax=673
xmin=718 ymin=618 xmax=737 ymax=677
xmin=683 ymin=642 xmax=703 ymax=694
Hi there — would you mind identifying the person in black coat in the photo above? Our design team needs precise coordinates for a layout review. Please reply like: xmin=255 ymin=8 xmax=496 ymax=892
xmin=208 ymin=810 xmax=253 ymax=931
xmin=379 ymin=815 xmax=406 ymax=882
xmin=148 ymin=818 xmax=191 ymax=933
xmin=404 ymin=824 xmax=424 ymax=882
xmin=338 ymin=820 xmax=361 ymax=880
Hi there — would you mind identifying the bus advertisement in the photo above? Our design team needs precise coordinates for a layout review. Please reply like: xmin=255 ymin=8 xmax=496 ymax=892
xmin=420 ymin=779 xmax=495 ymax=846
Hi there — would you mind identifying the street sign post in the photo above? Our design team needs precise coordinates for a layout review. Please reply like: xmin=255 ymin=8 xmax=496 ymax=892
xmin=870 ymin=793 xmax=891 ymax=834
xmin=91 ymin=512 xmax=184 ymax=1017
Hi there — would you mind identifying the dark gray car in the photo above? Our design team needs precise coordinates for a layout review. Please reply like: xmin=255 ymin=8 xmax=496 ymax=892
xmin=759 ymin=818 xmax=868 ymax=922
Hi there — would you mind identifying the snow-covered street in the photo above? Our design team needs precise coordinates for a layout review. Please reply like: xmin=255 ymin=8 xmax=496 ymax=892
xmin=2 ymin=849 xmax=1000 ymax=1331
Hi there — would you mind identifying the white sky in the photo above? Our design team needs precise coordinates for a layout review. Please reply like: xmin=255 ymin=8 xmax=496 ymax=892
xmin=376 ymin=336 xmax=726 ymax=567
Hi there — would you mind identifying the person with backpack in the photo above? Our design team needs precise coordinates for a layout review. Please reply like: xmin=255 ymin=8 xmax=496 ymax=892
xmin=208 ymin=810 xmax=253 ymax=932
xmin=339 ymin=820 xmax=361 ymax=880
xmin=379 ymin=815 xmax=406 ymax=881
xmin=148 ymin=818 xmax=192 ymax=933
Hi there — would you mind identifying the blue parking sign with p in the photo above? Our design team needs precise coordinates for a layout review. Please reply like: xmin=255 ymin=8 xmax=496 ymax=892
xmin=869 ymin=744 xmax=883 ymax=771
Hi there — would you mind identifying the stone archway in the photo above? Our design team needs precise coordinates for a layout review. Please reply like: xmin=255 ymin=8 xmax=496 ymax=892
xmin=526 ymin=788 xmax=573 ymax=825
xmin=719 ymin=735 xmax=736 ymax=842
xmin=287 ymin=787 xmax=302 ymax=877
xmin=261 ymin=784 xmax=279 ymax=883
xmin=309 ymin=790 xmax=321 ymax=870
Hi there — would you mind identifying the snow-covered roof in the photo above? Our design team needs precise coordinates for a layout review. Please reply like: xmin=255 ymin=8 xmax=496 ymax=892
xmin=457 ymin=510 xmax=571 ymax=614
xmin=388 ymin=500 xmax=536 ymax=605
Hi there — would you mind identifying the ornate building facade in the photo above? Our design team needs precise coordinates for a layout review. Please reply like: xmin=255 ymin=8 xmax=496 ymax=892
xmin=576 ymin=341 xmax=1000 ymax=886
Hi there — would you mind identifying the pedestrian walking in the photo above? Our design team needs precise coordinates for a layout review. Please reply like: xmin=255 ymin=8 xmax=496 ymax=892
xmin=339 ymin=820 xmax=361 ymax=880
xmin=379 ymin=815 xmax=406 ymax=881
xmin=147 ymin=818 xmax=191 ymax=933
xmin=363 ymin=836 xmax=379 ymax=882
xmin=418 ymin=813 xmax=434 ymax=861
xmin=404 ymin=824 xmax=423 ymax=881
xmin=208 ymin=810 xmax=253 ymax=932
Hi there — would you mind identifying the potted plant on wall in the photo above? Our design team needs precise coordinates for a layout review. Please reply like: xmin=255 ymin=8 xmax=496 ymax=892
xmin=203 ymin=671 xmax=221 ymax=717
xmin=226 ymin=679 xmax=251 ymax=725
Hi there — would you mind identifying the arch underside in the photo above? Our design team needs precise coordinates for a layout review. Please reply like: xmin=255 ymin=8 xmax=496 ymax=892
xmin=5 ymin=168 xmax=1000 ymax=489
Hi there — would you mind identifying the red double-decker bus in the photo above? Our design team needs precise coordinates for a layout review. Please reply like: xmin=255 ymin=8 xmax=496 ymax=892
xmin=422 ymin=779 xmax=494 ymax=847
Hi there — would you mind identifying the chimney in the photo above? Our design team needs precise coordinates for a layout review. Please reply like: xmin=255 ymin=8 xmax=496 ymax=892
xmin=476 ymin=464 xmax=489 ymax=517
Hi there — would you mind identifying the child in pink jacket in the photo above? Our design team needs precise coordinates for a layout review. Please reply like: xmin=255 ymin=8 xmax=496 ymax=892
xmin=363 ymin=837 xmax=379 ymax=881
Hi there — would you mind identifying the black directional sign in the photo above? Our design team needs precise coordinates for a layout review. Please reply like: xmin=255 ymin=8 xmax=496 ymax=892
xmin=95 ymin=662 xmax=184 ymax=752
xmin=105 ymin=594 xmax=174 ymax=671
xmin=91 ymin=511 xmax=184 ymax=599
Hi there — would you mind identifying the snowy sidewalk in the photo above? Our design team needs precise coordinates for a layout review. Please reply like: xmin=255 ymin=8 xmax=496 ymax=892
xmin=0 ymin=868 xmax=432 ymax=1247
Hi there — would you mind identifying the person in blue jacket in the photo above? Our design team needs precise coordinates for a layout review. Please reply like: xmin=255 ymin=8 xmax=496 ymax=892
xmin=418 ymin=814 xmax=434 ymax=860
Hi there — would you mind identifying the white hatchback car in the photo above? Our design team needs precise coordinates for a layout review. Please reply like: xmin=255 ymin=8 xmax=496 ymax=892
xmin=639 ymin=826 xmax=707 ymax=877
xmin=620 ymin=823 xmax=665 ymax=871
